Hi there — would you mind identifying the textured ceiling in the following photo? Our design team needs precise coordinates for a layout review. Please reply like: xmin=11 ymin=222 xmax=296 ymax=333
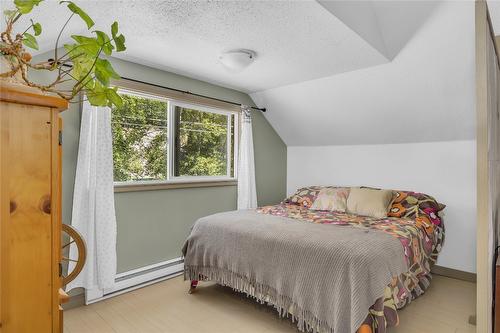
xmin=1 ymin=0 xmax=391 ymax=92
xmin=1 ymin=0 xmax=465 ymax=146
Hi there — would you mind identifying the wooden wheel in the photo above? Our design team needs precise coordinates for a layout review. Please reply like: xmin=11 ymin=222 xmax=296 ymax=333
xmin=61 ymin=224 xmax=86 ymax=287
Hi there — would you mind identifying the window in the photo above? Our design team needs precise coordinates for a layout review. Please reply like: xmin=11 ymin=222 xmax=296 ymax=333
xmin=111 ymin=89 xmax=238 ymax=186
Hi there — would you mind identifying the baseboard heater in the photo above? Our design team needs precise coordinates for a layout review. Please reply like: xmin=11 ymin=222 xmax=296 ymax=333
xmin=86 ymin=257 xmax=184 ymax=304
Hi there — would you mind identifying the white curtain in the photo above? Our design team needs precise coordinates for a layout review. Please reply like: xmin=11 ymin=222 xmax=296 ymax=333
xmin=67 ymin=100 xmax=117 ymax=292
xmin=237 ymin=105 xmax=257 ymax=209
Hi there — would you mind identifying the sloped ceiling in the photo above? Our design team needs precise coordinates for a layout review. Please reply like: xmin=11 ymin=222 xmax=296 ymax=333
xmin=487 ymin=1 xmax=500 ymax=34
xmin=251 ymin=1 xmax=475 ymax=145
xmin=317 ymin=1 xmax=438 ymax=60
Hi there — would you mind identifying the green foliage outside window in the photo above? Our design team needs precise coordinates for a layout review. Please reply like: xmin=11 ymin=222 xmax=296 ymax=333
xmin=174 ymin=107 xmax=229 ymax=177
xmin=111 ymin=93 xmax=235 ymax=182
xmin=112 ymin=94 xmax=167 ymax=182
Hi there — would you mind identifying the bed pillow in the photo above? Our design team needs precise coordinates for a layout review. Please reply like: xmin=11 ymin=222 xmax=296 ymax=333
xmin=310 ymin=187 xmax=350 ymax=212
xmin=346 ymin=187 xmax=394 ymax=218
xmin=388 ymin=190 xmax=445 ymax=227
xmin=283 ymin=186 xmax=324 ymax=208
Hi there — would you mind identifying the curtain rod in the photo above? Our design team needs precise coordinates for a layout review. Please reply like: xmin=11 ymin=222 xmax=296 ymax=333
xmin=121 ymin=77 xmax=266 ymax=112
xmin=49 ymin=59 xmax=266 ymax=112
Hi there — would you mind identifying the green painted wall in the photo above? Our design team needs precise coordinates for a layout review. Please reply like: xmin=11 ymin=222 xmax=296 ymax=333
xmin=31 ymin=55 xmax=286 ymax=273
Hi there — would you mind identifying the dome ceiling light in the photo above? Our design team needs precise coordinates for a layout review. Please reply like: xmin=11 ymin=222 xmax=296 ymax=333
xmin=219 ymin=49 xmax=256 ymax=72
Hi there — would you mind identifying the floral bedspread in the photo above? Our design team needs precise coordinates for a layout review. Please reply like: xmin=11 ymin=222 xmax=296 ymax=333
xmin=256 ymin=203 xmax=445 ymax=333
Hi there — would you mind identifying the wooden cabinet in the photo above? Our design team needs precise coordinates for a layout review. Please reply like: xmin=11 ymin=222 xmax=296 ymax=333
xmin=0 ymin=82 xmax=67 ymax=333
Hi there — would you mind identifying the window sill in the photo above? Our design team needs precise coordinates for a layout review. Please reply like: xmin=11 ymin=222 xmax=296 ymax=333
xmin=114 ymin=179 xmax=237 ymax=193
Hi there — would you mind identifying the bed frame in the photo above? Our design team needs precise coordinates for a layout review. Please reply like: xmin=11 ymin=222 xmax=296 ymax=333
xmin=188 ymin=280 xmax=199 ymax=294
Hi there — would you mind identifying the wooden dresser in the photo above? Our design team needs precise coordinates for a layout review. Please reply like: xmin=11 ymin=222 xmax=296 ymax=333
xmin=0 ymin=82 xmax=68 ymax=333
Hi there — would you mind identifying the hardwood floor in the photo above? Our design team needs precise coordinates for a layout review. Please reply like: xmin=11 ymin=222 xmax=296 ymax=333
xmin=64 ymin=275 xmax=476 ymax=333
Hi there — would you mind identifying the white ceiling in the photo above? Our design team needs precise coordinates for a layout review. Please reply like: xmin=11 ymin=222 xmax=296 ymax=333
xmin=318 ymin=1 xmax=438 ymax=60
xmin=488 ymin=1 xmax=500 ymax=34
xmin=1 ymin=0 xmax=470 ymax=146
xmin=1 ymin=0 xmax=395 ymax=93
xmin=251 ymin=1 xmax=475 ymax=145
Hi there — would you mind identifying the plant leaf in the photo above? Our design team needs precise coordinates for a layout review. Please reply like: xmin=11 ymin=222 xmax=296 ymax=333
xmin=103 ymin=43 xmax=114 ymax=56
xmin=32 ymin=22 xmax=42 ymax=36
xmin=110 ymin=22 xmax=125 ymax=52
xmin=60 ymin=1 xmax=94 ymax=29
xmin=72 ymin=57 xmax=94 ymax=81
xmin=22 ymin=32 xmax=38 ymax=50
xmin=106 ymin=88 xmax=122 ymax=107
xmin=94 ymin=30 xmax=113 ymax=56
xmin=94 ymin=31 xmax=106 ymax=45
xmin=111 ymin=21 xmax=118 ymax=39
xmin=86 ymin=81 xmax=107 ymax=106
xmin=87 ymin=91 xmax=107 ymax=106
xmin=64 ymin=43 xmax=94 ymax=80
xmin=14 ymin=0 xmax=43 ymax=14
xmin=63 ymin=42 xmax=79 ymax=57
xmin=83 ymin=79 xmax=95 ymax=90
xmin=94 ymin=66 xmax=108 ymax=86
xmin=94 ymin=58 xmax=120 ymax=86
xmin=71 ymin=35 xmax=100 ymax=56
xmin=114 ymin=34 xmax=126 ymax=52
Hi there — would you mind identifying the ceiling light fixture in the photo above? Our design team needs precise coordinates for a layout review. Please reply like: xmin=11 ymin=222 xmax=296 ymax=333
xmin=219 ymin=49 xmax=256 ymax=72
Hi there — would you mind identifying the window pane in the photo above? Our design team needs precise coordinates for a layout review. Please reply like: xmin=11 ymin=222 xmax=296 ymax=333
xmin=174 ymin=106 xmax=229 ymax=177
xmin=112 ymin=93 xmax=168 ymax=182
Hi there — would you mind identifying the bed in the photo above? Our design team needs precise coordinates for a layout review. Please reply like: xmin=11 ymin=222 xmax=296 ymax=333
xmin=182 ymin=187 xmax=445 ymax=333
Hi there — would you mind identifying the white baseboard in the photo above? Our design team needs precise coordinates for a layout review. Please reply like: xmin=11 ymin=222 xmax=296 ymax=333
xmin=86 ymin=257 xmax=184 ymax=304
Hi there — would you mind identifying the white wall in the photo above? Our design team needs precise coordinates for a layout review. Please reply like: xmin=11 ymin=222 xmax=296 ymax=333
xmin=287 ymin=140 xmax=476 ymax=273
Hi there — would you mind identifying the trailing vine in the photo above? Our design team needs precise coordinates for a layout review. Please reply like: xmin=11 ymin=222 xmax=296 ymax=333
xmin=1 ymin=0 xmax=126 ymax=107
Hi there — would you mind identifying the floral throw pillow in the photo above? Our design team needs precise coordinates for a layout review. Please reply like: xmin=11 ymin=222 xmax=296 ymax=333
xmin=283 ymin=186 xmax=325 ymax=208
xmin=388 ymin=191 xmax=445 ymax=229
xmin=310 ymin=187 xmax=350 ymax=212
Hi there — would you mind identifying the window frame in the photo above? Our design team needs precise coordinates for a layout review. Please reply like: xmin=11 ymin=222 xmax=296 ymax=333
xmin=112 ymin=85 xmax=239 ymax=191
xmin=167 ymin=100 xmax=238 ymax=183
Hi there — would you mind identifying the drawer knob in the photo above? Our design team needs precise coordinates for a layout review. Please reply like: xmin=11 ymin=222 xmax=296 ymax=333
xmin=10 ymin=200 xmax=17 ymax=214
xmin=39 ymin=195 xmax=51 ymax=214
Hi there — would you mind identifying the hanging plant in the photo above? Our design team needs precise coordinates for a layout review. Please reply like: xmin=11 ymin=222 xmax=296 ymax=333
xmin=0 ymin=0 xmax=126 ymax=107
